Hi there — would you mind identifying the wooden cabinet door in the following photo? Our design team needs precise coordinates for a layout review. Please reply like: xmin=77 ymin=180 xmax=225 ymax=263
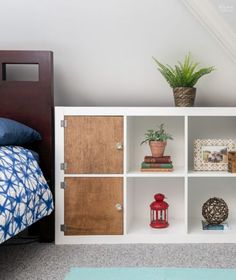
xmin=64 ymin=116 xmax=123 ymax=174
xmin=64 ymin=177 xmax=123 ymax=235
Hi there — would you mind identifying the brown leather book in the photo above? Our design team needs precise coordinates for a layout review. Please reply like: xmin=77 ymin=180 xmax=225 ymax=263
xmin=144 ymin=156 xmax=171 ymax=163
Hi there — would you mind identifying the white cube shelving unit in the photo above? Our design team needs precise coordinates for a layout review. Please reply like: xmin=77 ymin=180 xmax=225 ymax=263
xmin=55 ymin=107 xmax=236 ymax=244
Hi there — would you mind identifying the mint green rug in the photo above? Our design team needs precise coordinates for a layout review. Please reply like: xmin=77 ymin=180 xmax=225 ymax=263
xmin=64 ymin=267 xmax=236 ymax=280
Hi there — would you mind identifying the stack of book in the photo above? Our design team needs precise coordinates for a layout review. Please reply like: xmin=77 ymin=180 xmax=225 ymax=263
xmin=202 ymin=220 xmax=229 ymax=231
xmin=140 ymin=156 xmax=173 ymax=172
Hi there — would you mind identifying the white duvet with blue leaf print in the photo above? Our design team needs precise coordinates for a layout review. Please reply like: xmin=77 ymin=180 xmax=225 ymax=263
xmin=0 ymin=146 xmax=53 ymax=243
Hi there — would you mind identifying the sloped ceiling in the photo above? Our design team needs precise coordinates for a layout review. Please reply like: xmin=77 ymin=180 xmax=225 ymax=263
xmin=182 ymin=0 xmax=236 ymax=64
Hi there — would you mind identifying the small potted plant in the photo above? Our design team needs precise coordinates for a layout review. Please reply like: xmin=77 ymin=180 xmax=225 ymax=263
xmin=141 ymin=124 xmax=173 ymax=157
xmin=153 ymin=53 xmax=215 ymax=107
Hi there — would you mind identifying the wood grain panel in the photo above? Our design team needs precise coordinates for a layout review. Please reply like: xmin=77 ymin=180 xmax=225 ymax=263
xmin=64 ymin=116 xmax=123 ymax=174
xmin=64 ymin=177 xmax=123 ymax=235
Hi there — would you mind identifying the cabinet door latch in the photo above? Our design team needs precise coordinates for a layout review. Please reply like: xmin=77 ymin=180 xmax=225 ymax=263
xmin=116 ymin=142 xmax=123 ymax=150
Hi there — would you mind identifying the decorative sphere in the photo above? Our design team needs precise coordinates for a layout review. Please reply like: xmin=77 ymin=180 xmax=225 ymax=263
xmin=202 ymin=197 xmax=229 ymax=225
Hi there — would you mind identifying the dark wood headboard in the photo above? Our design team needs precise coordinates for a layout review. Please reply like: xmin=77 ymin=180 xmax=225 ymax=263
xmin=0 ymin=50 xmax=54 ymax=241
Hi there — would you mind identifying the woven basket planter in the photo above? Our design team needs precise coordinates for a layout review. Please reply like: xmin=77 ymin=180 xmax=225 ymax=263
xmin=173 ymin=87 xmax=196 ymax=107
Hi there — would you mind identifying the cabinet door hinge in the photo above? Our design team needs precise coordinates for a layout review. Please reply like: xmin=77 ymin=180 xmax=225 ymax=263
xmin=60 ymin=181 xmax=67 ymax=189
xmin=60 ymin=224 xmax=67 ymax=232
xmin=60 ymin=119 xmax=67 ymax=128
xmin=60 ymin=162 xmax=67 ymax=171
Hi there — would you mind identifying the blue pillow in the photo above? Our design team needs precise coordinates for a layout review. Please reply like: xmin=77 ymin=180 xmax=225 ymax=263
xmin=0 ymin=118 xmax=42 ymax=145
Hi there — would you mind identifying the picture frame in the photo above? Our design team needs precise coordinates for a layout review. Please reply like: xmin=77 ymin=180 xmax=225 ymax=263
xmin=194 ymin=139 xmax=234 ymax=171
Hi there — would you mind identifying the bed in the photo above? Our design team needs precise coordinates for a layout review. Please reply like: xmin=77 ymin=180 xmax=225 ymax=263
xmin=0 ymin=50 xmax=54 ymax=243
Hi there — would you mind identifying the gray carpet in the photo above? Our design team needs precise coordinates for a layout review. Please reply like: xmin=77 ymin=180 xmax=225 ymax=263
xmin=1 ymin=243 xmax=236 ymax=280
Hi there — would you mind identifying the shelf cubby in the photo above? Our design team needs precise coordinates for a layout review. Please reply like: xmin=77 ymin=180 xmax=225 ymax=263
xmin=188 ymin=177 xmax=236 ymax=235
xmin=188 ymin=116 xmax=236 ymax=173
xmin=126 ymin=177 xmax=185 ymax=236
xmin=126 ymin=116 xmax=185 ymax=176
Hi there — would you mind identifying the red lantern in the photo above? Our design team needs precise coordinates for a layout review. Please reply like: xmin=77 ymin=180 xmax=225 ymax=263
xmin=150 ymin=193 xmax=169 ymax=228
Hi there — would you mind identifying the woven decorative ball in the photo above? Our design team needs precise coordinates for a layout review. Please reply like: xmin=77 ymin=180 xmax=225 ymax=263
xmin=202 ymin=197 xmax=229 ymax=225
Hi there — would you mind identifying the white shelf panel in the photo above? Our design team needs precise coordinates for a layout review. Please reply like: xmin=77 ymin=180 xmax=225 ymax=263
xmin=188 ymin=170 xmax=236 ymax=177
xmin=55 ymin=107 xmax=236 ymax=117
xmin=128 ymin=218 xmax=185 ymax=236
xmin=127 ymin=166 xmax=185 ymax=177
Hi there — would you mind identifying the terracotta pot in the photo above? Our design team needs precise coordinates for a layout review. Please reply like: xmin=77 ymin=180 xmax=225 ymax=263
xmin=149 ymin=141 xmax=166 ymax=157
xmin=173 ymin=87 xmax=196 ymax=107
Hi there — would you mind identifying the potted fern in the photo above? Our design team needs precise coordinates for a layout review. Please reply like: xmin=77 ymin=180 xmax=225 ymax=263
xmin=141 ymin=124 xmax=173 ymax=157
xmin=153 ymin=53 xmax=215 ymax=107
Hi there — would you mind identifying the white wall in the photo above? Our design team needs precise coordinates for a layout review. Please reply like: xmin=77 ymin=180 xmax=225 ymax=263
xmin=1 ymin=0 xmax=236 ymax=106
